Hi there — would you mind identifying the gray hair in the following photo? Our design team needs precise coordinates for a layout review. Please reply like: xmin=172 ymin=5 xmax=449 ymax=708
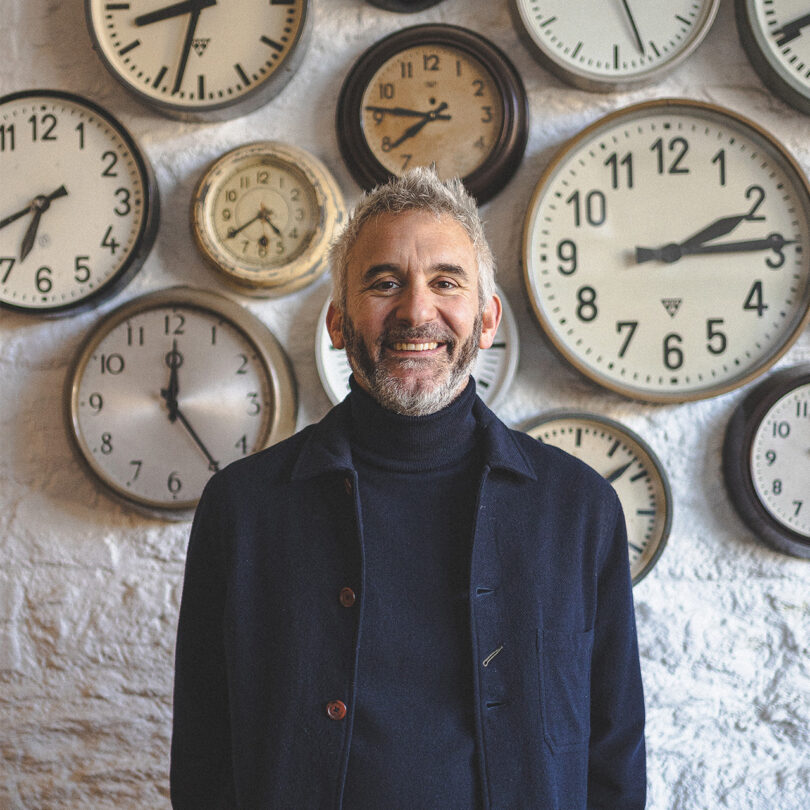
xmin=328 ymin=166 xmax=495 ymax=312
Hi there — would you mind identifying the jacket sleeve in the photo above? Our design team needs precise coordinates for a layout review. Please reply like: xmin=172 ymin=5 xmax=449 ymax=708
xmin=587 ymin=499 xmax=647 ymax=809
xmin=170 ymin=476 xmax=237 ymax=809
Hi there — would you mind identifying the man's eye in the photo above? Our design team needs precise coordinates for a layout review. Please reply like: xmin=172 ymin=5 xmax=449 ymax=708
xmin=434 ymin=279 xmax=457 ymax=289
xmin=374 ymin=280 xmax=399 ymax=291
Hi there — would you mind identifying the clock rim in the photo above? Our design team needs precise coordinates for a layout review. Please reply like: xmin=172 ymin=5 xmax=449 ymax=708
xmin=366 ymin=0 xmax=446 ymax=11
xmin=722 ymin=363 xmax=810 ymax=557
xmin=522 ymin=97 xmax=810 ymax=403
xmin=65 ymin=285 xmax=298 ymax=519
xmin=510 ymin=0 xmax=721 ymax=92
xmin=83 ymin=0 xmax=311 ymax=122
xmin=191 ymin=140 xmax=345 ymax=297
xmin=735 ymin=0 xmax=810 ymax=117
xmin=0 ymin=88 xmax=159 ymax=317
xmin=336 ymin=23 xmax=528 ymax=204
xmin=523 ymin=409 xmax=673 ymax=584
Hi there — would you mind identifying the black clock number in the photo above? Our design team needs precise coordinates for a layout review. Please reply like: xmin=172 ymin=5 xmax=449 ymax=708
xmin=651 ymin=136 xmax=689 ymax=175
xmin=557 ymin=239 xmax=577 ymax=274
xmin=663 ymin=333 xmax=684 ymax=370
xmin=576 ymin=285 xmax=598 ymax=321
xmin=74 ymin=256 xmax=91 ymax=284
xmin=101 ymin=151 xmax=118 ymax=178
xmin=379 ymin=82 xmax=395 ymax=100
xmin=567 ymin=190 xmax=606 ymax=227
xmin=744 ymin=280 xmax=768 ymax=316
xmin=423 ymin=53 xmax=439 ymax=71
xmin=745 ymin=185 xmax=766 ymax=220
xmin=765 ymin=449 xmax=777 ymax=465
xmin=36 ymin=266 xmax=52 ymax=293
xmin=0 ymin=124 xmax=15 ymax=151
xmin=101 ymin=226 xmax=120 ymax=254
xmin=88 ymin=393 xmax=103 ymax=413
xmin=1 ymin=257 xmax=15 ymax=283
xmin=605 ymin=152 xmax=634 ymax=189
xmin=472 ymin=79 xmax=485 ymax=97
xmin=712 ymin=149 xmax=726 ymax=186
xmin=236 ymin=354 xmax=249 ymax=375
xmin=235 ymin=435 xmax=248 ymax=455
xmin=128 ymin=460 xmax=142 ymax=483
xmin=76 ymin=122 xmax=85 ymax=150
xmin=706 ymin=318 xmax=727 ymax=355
xmin=100 ymin=433 xmax=113 ymax=454
xmin=616 ymin=320 xmax=638 ymax=357
xmin=114 ymin=188 xmax=131 ymax=216
xmin=100 ymin=353 xmax=125 ymax=374
xmin=164 ymin=313 xmax=186 ymax=335
xmin=168 ymin=472 xmax=182 ymax=494
xmin=29 ymin=113 xmax=57 ymax=142
xmin=246 ymin=392 xmax=261 ymax=415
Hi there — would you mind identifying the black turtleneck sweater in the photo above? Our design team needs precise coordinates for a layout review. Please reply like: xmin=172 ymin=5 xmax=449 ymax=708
xmin=341 ymin=378 xmax=483 ymax=810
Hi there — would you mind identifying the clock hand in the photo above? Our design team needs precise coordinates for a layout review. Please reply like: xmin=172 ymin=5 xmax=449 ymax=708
xmin=364 ymin=104 xmax=452 ymax=119
xmin=775 ymin=13 xmax=810 ymax=46
xmin=636 ymin=233 xmax=795 ymax=263
xmin=19 ymin=186 xmax=69 ymax=261
xmin=172 ymin=5 xmax=202 ymax=94
xmin=258 ymin=207 xmax=282 ymax=237
xmin=620 ymin=0 xmax=645 ymax=55
xmin=226 ymin=211 xmax=264 ymax=239
xmin=173 ymin=406 xmax=220 ymax=472
xmin=134 ymin=0 xmax=216 ymax=27
xmin=605 ymin=460 xmax=634 ymax=484
xmin=389 ymin=102 xmax=450 ymax=148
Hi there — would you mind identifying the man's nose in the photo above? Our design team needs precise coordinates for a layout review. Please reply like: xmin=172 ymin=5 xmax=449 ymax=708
xmin=394 ymin=282 xmax=436 ymax=325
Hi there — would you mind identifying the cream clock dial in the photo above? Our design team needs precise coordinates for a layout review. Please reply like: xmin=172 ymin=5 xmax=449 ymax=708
xmin=522 ymin=98 xmax=810 ymax=402
xmin=315 ymin=286 xmax=519 ymax=411
xmin=736 ymin=0 xmax=810 ymax=115
xmin=724 ymin=364 xmax=810 ymax=558
xmin=0 ymin=90 xmax=157 ymax=315
xmin=85 ymin=0 xmax=310 ymax=120
xmin=66 ymin=287 xmax=297 ymax=518
xmin=511 ymin=0 xmax=720 ymax=91
xmin=192 ymin=141 xmax=345 ymax=297
xmin=525 ymin=411 xmax=672 ymax=583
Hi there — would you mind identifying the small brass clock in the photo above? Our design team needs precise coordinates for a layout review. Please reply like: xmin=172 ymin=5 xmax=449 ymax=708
xmin=66 ymin=286 xmax=297 ymax=519
xmin=85 ymin=0 xmax=310 ymax=121
xmin=337 ymin=24 xmax=528 ymax=203
xmin=525 ymin=411 xmax=673 ymax=584
xmin=192 ymin=141 xmax=345 ymax=297
xmin=723 ymin=364 xmax=810 ymax=558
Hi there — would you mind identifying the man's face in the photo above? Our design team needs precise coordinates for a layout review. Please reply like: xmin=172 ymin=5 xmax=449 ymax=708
xmin=326 ymin=210 xmax=501 ymax=415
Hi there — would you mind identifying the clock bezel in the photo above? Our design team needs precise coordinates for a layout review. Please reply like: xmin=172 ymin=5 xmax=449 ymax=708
xmin=510 ymin=0 xmax=721 ymax=92
xmin=522 ymin=97 xmax=810 ymax=403
xmin=191 ymin=141 xmax=345 ymax=297
xmin=336 ymin=23 xmax=528 ymax=204
xmin=65 ymin=286 xmax=298 ymax=519
xmin=84 ymin=0 xmax=311 ymax=122
xmin=0 ymin=89 xmax=159 ymax=317
xmin=723 ymin=363 xmax=810 ymax=558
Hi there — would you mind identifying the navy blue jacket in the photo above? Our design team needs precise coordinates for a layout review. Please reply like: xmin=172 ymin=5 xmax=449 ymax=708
xmin=171 ymin=395 xmax=646 ymax=809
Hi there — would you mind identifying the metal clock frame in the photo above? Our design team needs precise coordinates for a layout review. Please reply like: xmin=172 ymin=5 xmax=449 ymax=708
xmin=336 ymin=24 xmax=528 ymax=203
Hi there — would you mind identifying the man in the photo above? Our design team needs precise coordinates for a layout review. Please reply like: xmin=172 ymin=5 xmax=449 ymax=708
xmin=170 ymin=167 xmax=646 ymax=809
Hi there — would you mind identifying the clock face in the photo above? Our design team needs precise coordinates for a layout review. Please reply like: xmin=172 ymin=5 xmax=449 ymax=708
xmin=0 ymin=90 xmax=157 ymax=315
xmin=723 ymin=364 xmax=810 ymax=557
xmin=522 ymin=99 xmax=810 ymax=402
xmin=525 ymin=412 xmax=672 ymax=584
xmin=736 ymin=0 xmax=810 ymax=115
xmin=512 ymin=0 xmax=720 ymax=91
xmin=192 ymin=141 xmax=344 ymax=296
xmin=315 ymin=285 xmax=519 ymax=411
xmin=67 ymin=287 xmax=297 ymax=517
xmin=85 ymin=0 xmax=309 ymax=120
xmin=337 ymin=24 xmax=528 ymax=203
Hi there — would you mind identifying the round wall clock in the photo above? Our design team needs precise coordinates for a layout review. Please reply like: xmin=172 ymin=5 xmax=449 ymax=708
xmin=192 ymin=141 xmax=345 ymax=297
xmin=723 ymin=363 xmax=810 ymax=558
xmin=336 ymin=24 xmax=528 ymax=203
xmin=511 ymin=0 xmax=720 ymax=92
xmin=367 ymin=0 xmax=445 ymax=10
xmin=315 ymin=285 xmax=519 ymax=411
xmin=0 ymin=89 xmax=158 ymax=316
xmin=522 ymin=98 xmax=810 ymax=403
xmin=736 ymin=0 xmax=810 ymax=115
xmin=66 ymin=286 xmax=297 ymax=519
xmin=84 ymin=0 xmax=310 ymax=121
xmin=525 ymin=411 xmax=672 ymax=584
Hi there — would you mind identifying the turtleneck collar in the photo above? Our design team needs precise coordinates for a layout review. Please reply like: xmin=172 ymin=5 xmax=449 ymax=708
xmin=348 ymin=376 xmax=478 ymax=471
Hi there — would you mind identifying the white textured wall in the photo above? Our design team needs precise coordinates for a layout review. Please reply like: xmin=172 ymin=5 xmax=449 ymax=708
xmin=1 ymin=1 xmax=809 ymax=808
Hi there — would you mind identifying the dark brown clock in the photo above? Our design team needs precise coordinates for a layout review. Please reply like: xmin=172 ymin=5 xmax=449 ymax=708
xmin=336 ymin=24 xmax=528 ymax=203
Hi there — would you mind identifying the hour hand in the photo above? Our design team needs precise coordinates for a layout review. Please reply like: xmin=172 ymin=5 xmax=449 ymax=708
xmin=134 ymin=0 xmax=216 ymax=27
xmin=19 ymin=186 xmax=69 ymax=261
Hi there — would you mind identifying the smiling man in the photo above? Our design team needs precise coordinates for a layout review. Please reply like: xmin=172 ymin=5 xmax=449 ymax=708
xmin=171 ymin=168 xmax=646 ymax=809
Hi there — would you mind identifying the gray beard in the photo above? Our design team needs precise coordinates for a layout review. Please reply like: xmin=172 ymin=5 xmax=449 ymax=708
xmin=341 ymin=314 xmax=482 ymax=416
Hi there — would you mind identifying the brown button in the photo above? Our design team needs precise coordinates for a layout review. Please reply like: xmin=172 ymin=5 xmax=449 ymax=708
xmin=326 ymin=700 xmax=347 ymax=720
xmin=339 ymin=587 xmax=356 ymax=608
xmin=343 ymin=477 xmax=353 ymax=495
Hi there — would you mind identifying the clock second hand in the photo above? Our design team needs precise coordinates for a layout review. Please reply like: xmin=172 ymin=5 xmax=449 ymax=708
xmin=160 ymin=341 xmax=220 ymax=472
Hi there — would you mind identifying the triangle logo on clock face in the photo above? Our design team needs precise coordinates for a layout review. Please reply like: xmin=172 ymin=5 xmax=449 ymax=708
xmin=661 ymin=298 xmax=682 ymax=318
xmin=192 ymin=39 xmax=210 ymax=58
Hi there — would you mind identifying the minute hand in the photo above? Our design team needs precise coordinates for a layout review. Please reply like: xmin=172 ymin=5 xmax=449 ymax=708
xmin=681 ymin=233 xmax=796 ymax=256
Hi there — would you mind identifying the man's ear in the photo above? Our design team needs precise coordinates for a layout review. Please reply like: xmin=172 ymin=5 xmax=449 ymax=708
xmin=326 ymin=301 xmax=345 ymax=349
xmin=478 ymin=293 xmax=502 ymax=350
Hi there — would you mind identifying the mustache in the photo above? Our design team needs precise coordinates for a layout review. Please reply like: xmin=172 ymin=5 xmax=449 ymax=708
xmin=376 ymin=324 xmax=456 ymax=347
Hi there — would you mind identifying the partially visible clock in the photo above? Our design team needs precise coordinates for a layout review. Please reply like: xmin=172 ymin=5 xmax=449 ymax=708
xmin=367 ymin=0 xmax=445 ymax=10
xmin=337 ymin=24 xmax=528 ymax=203
xmin=511 ymin=0 xmax=720 ymax=91
xmin=736 ymin=0 xmax=810 ymax=115
xmin=85 ymin=0 xmax=310 ymax=121
xmin=315 ymin=285 xmax=519 ymax=411
xmin=192 ymin=141 xmax=345 ymax=297
xmin=522 ymin=98 xmax=810 ymax=402
xmin=66 ymin=286 xmax=297 ymax=519
xmin=723 ymin=364 xmax=810 ymax=558
xmin=0 ymin=90 xmax=158 ymax=316
xmin=525 ymin=411 xmax=672 ymax=584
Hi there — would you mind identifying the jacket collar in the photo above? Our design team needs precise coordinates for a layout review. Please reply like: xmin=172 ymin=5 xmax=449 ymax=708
xmin=291 ymin=391 xmax=536 ymax=482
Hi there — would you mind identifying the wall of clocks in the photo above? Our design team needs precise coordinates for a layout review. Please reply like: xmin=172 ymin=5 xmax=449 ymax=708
xmin=1 ymin=2 xmax=809 ymax=809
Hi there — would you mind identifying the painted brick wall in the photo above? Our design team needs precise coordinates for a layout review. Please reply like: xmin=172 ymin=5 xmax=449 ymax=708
xmin=1 ymin=1 xmax=808 ymax=808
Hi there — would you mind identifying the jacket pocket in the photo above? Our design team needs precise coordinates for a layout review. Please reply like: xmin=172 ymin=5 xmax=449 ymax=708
xmin=537 ymin=627 xmax=594 ymax=752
